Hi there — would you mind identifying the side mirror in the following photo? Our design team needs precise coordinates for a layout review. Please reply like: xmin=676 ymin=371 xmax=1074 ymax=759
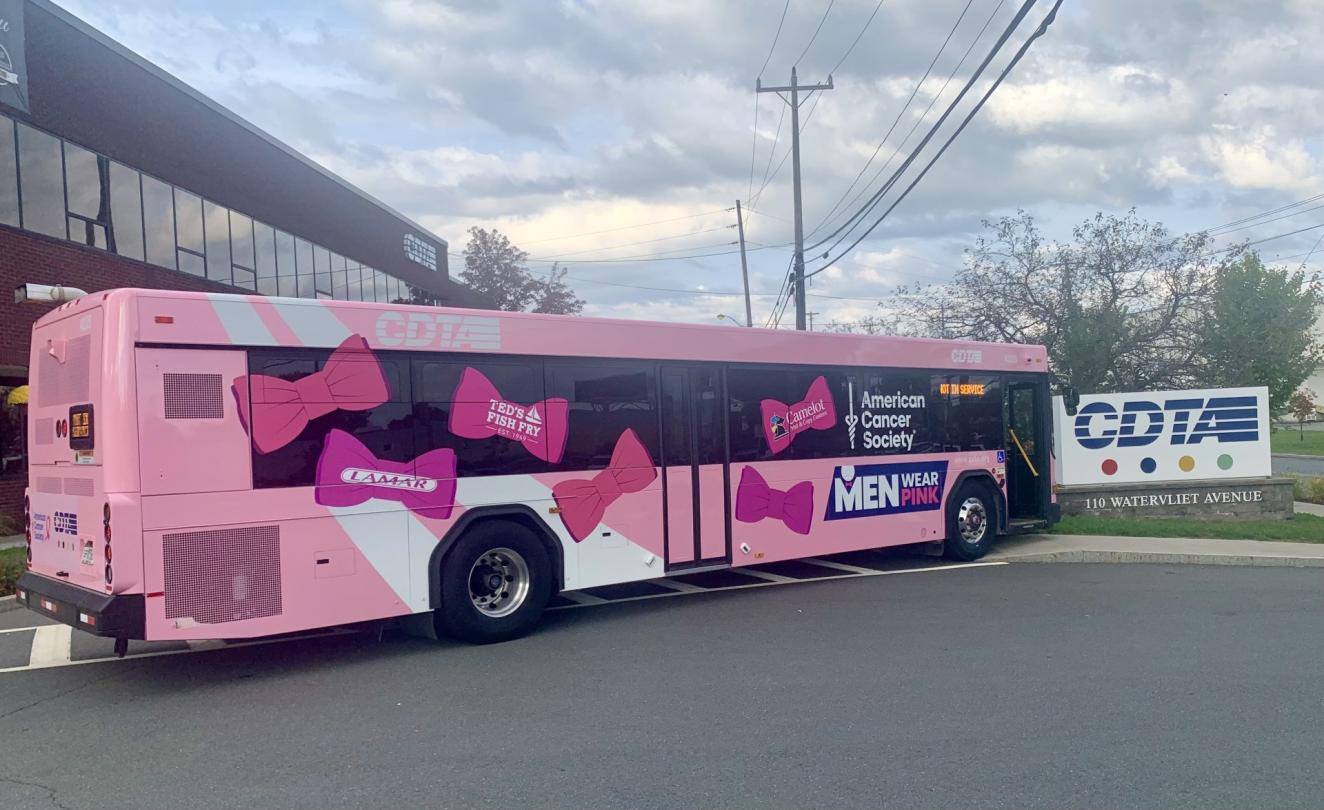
xmin=1063 ymin=386 xmax=1081 ymax=417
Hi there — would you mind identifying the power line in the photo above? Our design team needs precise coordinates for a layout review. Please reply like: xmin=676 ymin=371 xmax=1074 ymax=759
xmin=794 ymin=0 xmax=837 ymax=66
xmin=1208 ymin=192 xmax=1324 ymax=234
xmin=513 ymin=208 xmax=733 ymax=246
xmin=808 ymin=0 xmax=984 ymax=240
xmin=758 ymin=0 xmax=793 ymax=77
xmin=808 ymin=0 xmax=1058 ymax=276
xmin=826 ymin=0 xmax=887 ymax=75
xmin=809 ymin=0 xmax=1012 ymax=252
xmin=1207 ymin=200 xmax=1324 ymax=237
xmin=529 ymin=225 xmax=735 ymax=260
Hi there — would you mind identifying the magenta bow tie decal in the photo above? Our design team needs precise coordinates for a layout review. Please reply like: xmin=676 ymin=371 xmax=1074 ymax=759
xmin=448 ymin=367 xmax=569 ymax=464
xmin=761 ymin=375 xmax=837 ymax=455
xmin=233 ymin=334 xmax=389 ymax=454
xmin=314 ymin=429 xmax=457 ymax=519
xmin=735 ymin=466 xmax=814 ymax=535
xmin=551 ymin=429 xmax=657 ymax=542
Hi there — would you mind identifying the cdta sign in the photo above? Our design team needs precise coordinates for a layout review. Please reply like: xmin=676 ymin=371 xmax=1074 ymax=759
xmin=1053 ymin=386 xmax=1271 ymax=486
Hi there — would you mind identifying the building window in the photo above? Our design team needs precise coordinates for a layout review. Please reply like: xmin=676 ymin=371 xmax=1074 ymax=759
xmin=230 ymin=210 xmax=255 ymax=290
xmin=63 ymin=143 xmax=110 ymax=250
xmin=204 ymin=200 xmax=232 ymax=285
xmin=253 ymin=221 xmax=277 ymax=296
xmin=0 ymin=118 xmax=17 ymax=228
xmin=16 ymin=122 xmax=65 ymax=239
xmin=275 ymin=229 xmax=297 ymax=297
xmin=295 ymin=237 xmax=314 ymax=298
xmin=346 ymin=260 xmax=362 ymax=301
xmin=174 ymin=187 xmax=205 ymax=276
xmin=108 ymin=161 xmax=144 ymax=261
xmin=141 ymin=174 xmax=176 ymax=269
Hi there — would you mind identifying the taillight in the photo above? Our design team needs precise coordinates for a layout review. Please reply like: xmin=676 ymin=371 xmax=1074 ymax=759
xmin=24 ymin=495 xmax=31 ymax=565
xmin=103 ymin=502 xmax=112 ymax=583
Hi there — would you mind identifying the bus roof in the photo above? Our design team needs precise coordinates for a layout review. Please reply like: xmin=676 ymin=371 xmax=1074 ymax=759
xmin=49 ymin=288 xmax=1050 ymax=375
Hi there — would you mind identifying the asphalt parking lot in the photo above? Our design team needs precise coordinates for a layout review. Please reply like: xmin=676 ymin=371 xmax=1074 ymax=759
xmin=3 ymin=560 xmax=1324 ymax=809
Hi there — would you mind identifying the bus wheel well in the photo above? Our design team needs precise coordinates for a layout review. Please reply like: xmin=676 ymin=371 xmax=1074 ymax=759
xmin=430 ymin=508 xmax=564 ymax=610
xmin=948 ymin=471 xmax=1005 ymax=534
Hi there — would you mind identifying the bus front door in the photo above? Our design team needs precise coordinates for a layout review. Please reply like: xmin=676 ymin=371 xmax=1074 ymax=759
xmin=659 ymin=365 xmax=730 ymax=569
xmin=1006 ymin=379 xmax=1048 ymax=521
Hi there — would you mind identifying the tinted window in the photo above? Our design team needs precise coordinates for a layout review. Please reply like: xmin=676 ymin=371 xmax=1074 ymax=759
xmin=63 ymin=143 xmax=109 ymax=248
xmin=108 ymin=162 xmax=144 ymax=261
xmin=852 ymin=370 xmax=938 ymax=455
xmin=249 ymin=348 xmax=413 ymax=488
xmin=204 ymin=201 xmax=232 ymax=284
xmin=254 ymin=222 xmax=277 ymax=296
xmin=934 ymin=374 xmax=1002 ymax=451
xmin=547 ymin=362 xmax=658 ymax=469
xmin=173 ymin=188 xmax=203 ymax=254
xmin=413 ymin=357 xmax=549 ymax=476
xmin=0 ymin=118 xmax=16 ymax=227
xmin=295 ymin=238 xmax=314 ymax=298
xmin=16 ymin=123 xmax=65 ymax=238
xmin=141 ymin=175 xmax=176 ymax=269
xmin=346 ymin=262 xmax=362 ymax=301
xmin=330 ymin=253 xmax=348 ymax=299
xmin=275 ymin=230 xmax=297 ymax=297
xmin=659 ymin=368 xmax=691 ymax=466
xmin=313 ymin=244 xmax=331 ymax=295
xmin=728 ymin=366 xmax=849 ymax=461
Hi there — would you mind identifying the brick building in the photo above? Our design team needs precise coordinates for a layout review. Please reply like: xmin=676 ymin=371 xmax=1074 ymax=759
xmin=0 ymin=0 xmax=484 ymax=525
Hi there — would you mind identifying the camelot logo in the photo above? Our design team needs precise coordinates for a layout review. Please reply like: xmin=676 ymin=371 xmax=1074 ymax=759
xmin=340 ymin=468 xmax=439 ymax=492
xmin=1073 ymin=396 xmax=1258 ymax=449
xmin=824 ymin=460 xmax=948 ymax=521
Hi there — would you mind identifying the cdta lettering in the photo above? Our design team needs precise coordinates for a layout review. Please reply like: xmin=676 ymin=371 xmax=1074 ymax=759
xmin=1073 ymin=396 xmax=1258 ymax=449
xmin=375 ymin=312 xmax=501 ymax=350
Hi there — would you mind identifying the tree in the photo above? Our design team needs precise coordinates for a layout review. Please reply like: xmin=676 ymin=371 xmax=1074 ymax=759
xmin=1288 ymin=388 xmax=1318 ymax=439
xmin=459 ymin=227 xmax=584 ymax=315
xmin=893 ymin=210 xmax=1218 ymax=393
xmin=1195 ymin=252 xmax=1322 ymax=412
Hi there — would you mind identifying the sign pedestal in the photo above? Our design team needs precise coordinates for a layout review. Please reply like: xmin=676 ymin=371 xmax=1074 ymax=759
xmin=1057 ymin=477 xmax=1294 ymax=521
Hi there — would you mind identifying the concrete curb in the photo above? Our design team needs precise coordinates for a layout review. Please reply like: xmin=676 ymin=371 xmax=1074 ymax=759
xmin=1002 ymin=549 xmax=1324 ymax=568
xmin=0 ymin=594 xmax=21 ymax=613
xmin=1275 ymin=453 xmax=1324 ymax=460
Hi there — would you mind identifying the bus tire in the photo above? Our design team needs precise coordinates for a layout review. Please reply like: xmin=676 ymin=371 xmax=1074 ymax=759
xmin=434 ymin=520 xmax=552 ymax=644
xmin=944 ymin=483 xmax=996 ymax=561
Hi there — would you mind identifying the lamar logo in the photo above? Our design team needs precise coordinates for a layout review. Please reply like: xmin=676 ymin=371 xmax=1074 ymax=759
xmin=1074 ymin=396 xmax=1258 ymax=449
xmin=825 ymin=460 xmax=948 ymax=521
xmin=375 ymin=312 xmax=501 ymax=350
xmin=340 ymin=468 xmax=438 ymax=492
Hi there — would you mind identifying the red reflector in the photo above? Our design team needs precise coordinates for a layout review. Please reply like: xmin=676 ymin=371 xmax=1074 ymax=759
xmin=40 ymin=598 xmax=57 ymax=612
xmin=154 ymin=315 xmax=174 ymax=324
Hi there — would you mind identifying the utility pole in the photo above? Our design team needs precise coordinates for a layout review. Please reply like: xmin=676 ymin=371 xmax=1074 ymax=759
xmin=807 ymin=311 xmax=820 ymax=331
xmin=734 ymin=200 xmax=753 ymax=327
xmin=757 ymin=67 xmax=833 ymax=330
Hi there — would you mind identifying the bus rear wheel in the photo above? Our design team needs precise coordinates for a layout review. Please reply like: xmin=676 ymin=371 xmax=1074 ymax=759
xmin=944 ymin=484 xmax=996 ymax=561
xmin=435 ymin=521 xmax=552 ymax=644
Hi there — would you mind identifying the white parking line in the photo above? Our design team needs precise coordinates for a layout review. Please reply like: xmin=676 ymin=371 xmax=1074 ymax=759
xmin=653 ymin=579 xmax=705 ymax=594
xmin=557 ymin=591 xmax=609 ymax=606
xmin=28 ymin=625 xmax=72 ymax=668
xmin=0 ymin=624 xmax=48 ymax=635
xmin=734 ymin=568 xmax=796 ymax=584
xmin=802 ymin=557 xmax=882 ymax=575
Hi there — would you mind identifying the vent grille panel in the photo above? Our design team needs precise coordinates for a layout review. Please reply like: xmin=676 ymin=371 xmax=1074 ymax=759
xmin=37 ymin=336 xmax=91 ymax=406
xmin=64 ymin=478 xmax=94 ymax=497
xmin=163 ymin=373 xmax=225 ymax=419
xmin=162 ymin=526 xmax=282 ymax=624
xmin=35 ymin=476 xmax=61 ymax=494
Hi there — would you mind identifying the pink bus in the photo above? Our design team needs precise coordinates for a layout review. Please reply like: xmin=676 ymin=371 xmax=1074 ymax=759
xmin=16 ymin=288 xmax=1056 ymax=650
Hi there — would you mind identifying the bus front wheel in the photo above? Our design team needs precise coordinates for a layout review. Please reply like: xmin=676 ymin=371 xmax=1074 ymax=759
xmin=944 ymin=484 xmax=996 ymax=561
xmin=435 ymin=520 xmax=552 ymax=644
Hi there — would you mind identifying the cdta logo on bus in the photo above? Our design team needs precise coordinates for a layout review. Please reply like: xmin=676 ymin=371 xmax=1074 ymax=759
xmin=1073 ymin=395 xmax=1259 ymax=449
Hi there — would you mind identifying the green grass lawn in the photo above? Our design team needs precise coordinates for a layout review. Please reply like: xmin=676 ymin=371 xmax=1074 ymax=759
xmin=0 ymin=546 xmax=25 ymax=597
xmin=1053 ymin=514 xmax=1324 ymax=542
xmin=1272 ymin=429 xmax=1324 ymax=456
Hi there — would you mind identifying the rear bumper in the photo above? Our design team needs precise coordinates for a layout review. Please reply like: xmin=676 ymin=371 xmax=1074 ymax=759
xmin=15 ymin=572 xmax=145 ymax=639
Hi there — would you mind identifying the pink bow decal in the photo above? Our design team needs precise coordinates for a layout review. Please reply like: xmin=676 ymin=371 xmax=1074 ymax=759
xmin=233 ymin=334 xmax=389 ymax=454
xmin=761 ymin=375 xmax=837 ymax=455
xmin=735 ymin=466 xmax=814 ymax=535
xmin=314 ymin=429 xmax=457 ymax=519
xmin=551 ymin=429 xmax=657 ymax=542
xmin=448 ymin=367 xmax=569 ymax=463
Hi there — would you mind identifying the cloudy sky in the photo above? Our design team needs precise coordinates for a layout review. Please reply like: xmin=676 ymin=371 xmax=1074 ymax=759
xmin=59 ymin=0 xmax=1324 ymax=328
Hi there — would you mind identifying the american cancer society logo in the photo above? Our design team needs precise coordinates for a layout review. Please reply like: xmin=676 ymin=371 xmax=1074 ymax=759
xmin=825 ymin=460 xmax=948 ymax=521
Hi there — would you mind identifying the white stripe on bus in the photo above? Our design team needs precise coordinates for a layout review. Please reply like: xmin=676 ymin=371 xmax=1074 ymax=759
xmin=209 ymin=297 xmax=276 ymax=345
xmin=269 ymin=300 xmax=352 ymax=346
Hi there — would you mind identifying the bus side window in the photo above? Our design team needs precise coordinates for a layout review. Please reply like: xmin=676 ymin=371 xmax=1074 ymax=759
xmin=932 ymin=374 xmax=1001 ymax=451
xmin=545 ymin=362 xmax=659 ymax=471
xmin=727 ymin=366 xmax=850 ymax=462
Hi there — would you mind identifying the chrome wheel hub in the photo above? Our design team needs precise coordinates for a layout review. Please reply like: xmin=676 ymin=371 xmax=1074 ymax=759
xmin=467 ymin=547 xmax=531 ymax=618
xmin=957 ymin=497 xmax=988 ymax=544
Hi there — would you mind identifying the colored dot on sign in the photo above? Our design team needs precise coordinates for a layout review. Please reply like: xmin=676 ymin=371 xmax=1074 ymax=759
xmin=1140 ymin=457 xmax=1157 ymax=474
xmin=1101 ymin=459 xmax=1118 ymax=475
xmin=1179 ymin=455 xmax=1195 ymax=472
xmin=1218 ymin=454 xmax=1234 ymax=470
